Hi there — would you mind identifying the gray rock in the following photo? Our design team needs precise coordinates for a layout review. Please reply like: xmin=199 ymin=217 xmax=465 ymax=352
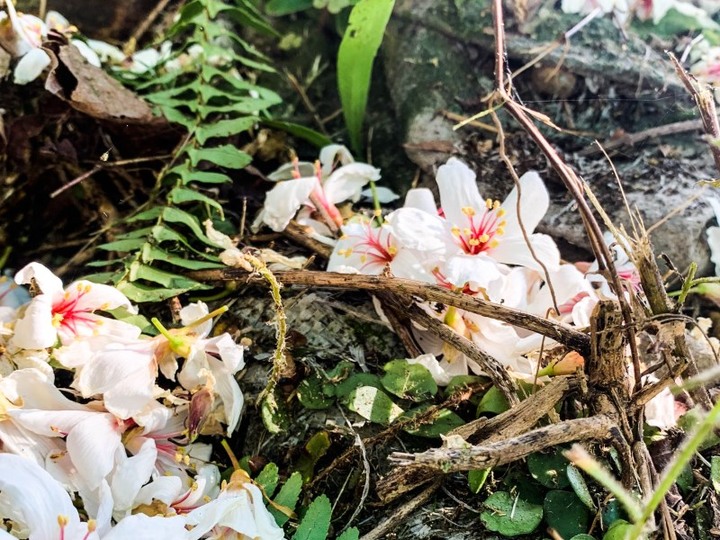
xmin=382 ymin=0 xmax=716 ymax=272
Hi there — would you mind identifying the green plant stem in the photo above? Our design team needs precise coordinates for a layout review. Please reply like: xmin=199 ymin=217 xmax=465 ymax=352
xmin=628 ymin=397 xmax=720 ymax=538
xmin=676 ymin=262 xmax=697 ymax=305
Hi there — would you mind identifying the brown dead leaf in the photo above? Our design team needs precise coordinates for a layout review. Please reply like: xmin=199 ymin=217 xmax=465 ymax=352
xmin=42 ymin=33 xmax=156 ymax=124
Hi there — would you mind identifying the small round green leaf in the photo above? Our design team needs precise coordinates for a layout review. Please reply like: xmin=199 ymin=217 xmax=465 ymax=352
xmin=297 ymin=377 xmax=334 ymax=409
xmin=480 ymin=491 xmax=543 ymax=537
xmin=602 ymin=520 xmax=632 ymax=540
xmin=601 ymin=499 xmax=625 ymax=529
xmin=347 ymin=386 xmax=404 ymax=425
xmin=380 ymin=359 xmax=438 ymax=401
xmin=335 ymin=373 xmax=383 ymax=402
xmin=544 ymin=490 xmax=592 ymax=539
xmin=569 ymin=535 xmax=596 ymax=540
xmin=527 ymin=451 xmax=570 ymax=489
xmin=477 ymin=386 xmax=510 ymax=415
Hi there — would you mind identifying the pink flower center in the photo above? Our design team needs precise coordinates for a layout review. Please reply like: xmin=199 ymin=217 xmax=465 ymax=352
xmin=51 ymin=284 xmax=100 ymax=339
xmin=337 ymin=224 xmax=397 ymax=272
xmin=450 ymin=200 xmax=507 ymax=255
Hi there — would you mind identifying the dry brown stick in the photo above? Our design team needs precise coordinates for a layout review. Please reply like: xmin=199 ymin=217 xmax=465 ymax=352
xmin=396 ymin=298 xmax=519 ymax=406
xmin=389 ymin=415 xmax=616 ymax=473
xmin=377 ymin=376 xmax=576 ymax=503
xmin=359 ymin=479 xmax=443 ymax=540
xmin=452 ymin=375 xmax=575 ymax=442
xmin=490 ymin=0 xmax=642 ymax=388
xmin=376 ymin=292 xmax=424 ymax=357
xmin=578 ymin=118 xmax=705 ymax=156
xmin=189 ymin=269 xmax=592 ymax=357
xmin=282 ymin=221 xmax=333 ymax=258
xmin=127 ymin=0 xmax=174 ymax=49
xmin=669 ymin=53 xmax=720 ymax=175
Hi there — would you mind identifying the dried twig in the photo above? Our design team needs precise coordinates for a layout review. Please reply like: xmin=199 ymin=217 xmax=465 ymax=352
xmin=669 ymin=53 xmax=720 ymax=175
xmin=389 ymin=416 xmax=616 ymax=472
xmin=189 ymin=269 xmax=593 ymax=357
xmin=358 ymin=479 xmax=443 ymax=540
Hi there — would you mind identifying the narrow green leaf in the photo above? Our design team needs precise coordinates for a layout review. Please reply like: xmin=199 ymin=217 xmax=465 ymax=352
xmin=712 ymin=456 xmax=720 ymax=492
xmin=82 ymin=272 xmax=118 ymax=285
xmin=255 ymin=463 xmax=280 ymax=498
xmin=116 ymin=281 xmax=196 ymax=302
xmin=185 ymin=145 xmax=252 ymax=169
xmin=168 ymin=187 xmax=223 ymax=213
xmin=161 ymin=207 xmax=218 ymax=247
xmin=158 ymin=106 xmax=195 ymax=129
xmin=292 ymin=495 xmax=332 ymax=540
xmin=174 ymin=0 xmax=204 ymax=26
xmin=151 ymin=225 xmax=221 ymax=261
xmin=468 ymin=469 xmax=490 ymax=494
xmin=337 ymin=0 xmax=395 ymax=153
xmin=270 ymin=472 xmax=303 ymax=526
xmin=265 ymin=0 xmax=314 ymax=15
xmin=262 ymin=119 xmax=332 ymax=147
xmin=127 ymin=207 xmax=163 ymax=222
xmin=336 ymin=528 xmax=360 ymax=540
xmin=196 ymin=117 xmax=258 ymax=144
xmin=128 ymin=262 xmax=210 ymax=290
xmin=98 ymin=239 xmax=148 ymax=252
xmin=197 ymin=100 xmax=280 ymax=117
xmin=140 ymin=244 xmax=224 ymax=270
xmin=223 ymin=4 xmax=280 ymax=36
xmin=111 ymin=227 xmax=154 ymax=239
xmin=85 ymin=259 xmax=122 ymax=268
xmin=567 ymin=464 xmax=596 ymax=510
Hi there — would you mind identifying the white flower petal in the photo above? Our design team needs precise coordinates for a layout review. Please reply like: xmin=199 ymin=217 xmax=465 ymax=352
xmin=499 ymin=171 xmax=549 ymax=238
xmin=360 ymin=186 xmax=399 ymax=203
xmin=385 ymin=207 xmax=452 ymax=255
xmin=319 ymin=144 xmax=355 ymax=175
xmin=323 ymin=162 xmax=380 ymax=204
xmin=0 ymin=454 xmax=85 ymax=539
xmin=13 ymin=47 xmax=51 ymax=84
xmin=111 ymin=438 xmax=158 ymax=513
xmin=104 ymin=514 xmax=190 ymax=539
xmin=10 ymin=294 xmax=57 ymax=349
xmin=403 ymin=188 xmax=437 ymax=214
xmin=14 ymin=262 xmax=63 ymax=295
xmin=436 ymin=158 xmax=485 ymax=226
xmin=490 ymin=233 xmax=560 ymax=272
xmin=66 ymin=413 xmax=123 ymax=490
xmin=258 ymin=176 xmax=317 ymax=232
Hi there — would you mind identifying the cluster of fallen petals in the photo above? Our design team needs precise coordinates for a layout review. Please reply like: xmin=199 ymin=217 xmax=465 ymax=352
xmin=0 ymin=2 xmax=217 ymax=85
xmin=0 ymin=263 xmax=283 ymax=539
xmin=249 ymin=147 xmax=678 ymax=429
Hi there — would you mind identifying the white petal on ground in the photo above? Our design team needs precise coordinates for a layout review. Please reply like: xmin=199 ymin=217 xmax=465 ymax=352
xmin=13 ymin=47 xmax=51 ymax=84
xmin=257 ymin=176 xmax=317 ymax=232
xmin=322 ymin=162 xmax=380 ymax=204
